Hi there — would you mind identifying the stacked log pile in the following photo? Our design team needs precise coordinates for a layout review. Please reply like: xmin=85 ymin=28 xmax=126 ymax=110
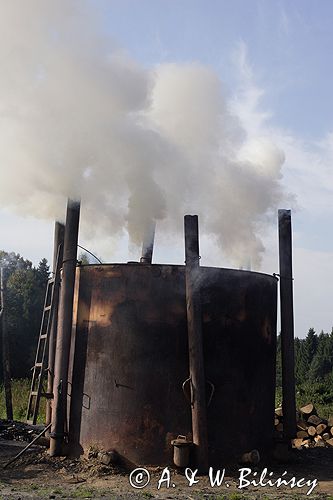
xmin=274 ymin=403 xmax=333 ymax=449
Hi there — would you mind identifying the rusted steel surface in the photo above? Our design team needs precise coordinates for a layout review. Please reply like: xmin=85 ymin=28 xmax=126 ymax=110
xmin=184 ymin=215 xmax=208 ymax=472
xmin=199 ymin=268 xmax=277 ymax=463
xmin=50 ymin=200 xmax=80 ymax=456
xmin=68 ymin=264 xmax=277 ymax=466
xmin=278 ymin=209 xmax=297 ymax=439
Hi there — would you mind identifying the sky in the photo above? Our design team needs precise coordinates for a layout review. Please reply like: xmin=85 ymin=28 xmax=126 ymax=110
xmin=0 ymin=0 xmax=332 ymax=338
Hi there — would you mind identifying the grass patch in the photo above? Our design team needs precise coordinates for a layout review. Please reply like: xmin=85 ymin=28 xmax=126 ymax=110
xmin=0 ymin=378 xmax=46 ymax=423
xmin=228 ymin=494 xmax=247 ymax=500
xmin=70 ymin=486 xmax=98 ymax=498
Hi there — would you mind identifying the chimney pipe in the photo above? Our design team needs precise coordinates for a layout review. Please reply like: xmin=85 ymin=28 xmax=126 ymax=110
xmin=184 ymin=215 xmax=209 ymax=472
xmin=140 ymin=221 xmax=156 ymax=264
xmin=50 ymin=199 xmax=80 ymax=456
xmin=278 ymin=209 xmax=297 ymax=440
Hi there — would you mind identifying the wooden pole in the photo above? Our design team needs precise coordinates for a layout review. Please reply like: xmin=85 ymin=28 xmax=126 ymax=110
xmin=184 ymin=215 xmax=208 ymax=472
xmin=50 ymin=200 xmax=80 ymax=456
xmin=0 ymin=267 xmax=13 ymax=420
xmin=278 ymin=209 xmax=297 ymax=439
xmin=46 ymin=221 xmax=65 ymax=427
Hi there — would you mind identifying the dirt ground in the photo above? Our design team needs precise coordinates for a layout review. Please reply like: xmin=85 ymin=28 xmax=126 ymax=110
xmin=0 ymin=440 xmax=333 ymax=499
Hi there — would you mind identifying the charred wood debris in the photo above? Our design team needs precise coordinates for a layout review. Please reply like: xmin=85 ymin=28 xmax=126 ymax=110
xmin=0 ymin=419 xmax=45 ymax=443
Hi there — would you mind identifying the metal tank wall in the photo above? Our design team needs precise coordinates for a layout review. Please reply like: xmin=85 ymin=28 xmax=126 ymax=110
xmin=68 ymin=263 xmax=277 ymax=465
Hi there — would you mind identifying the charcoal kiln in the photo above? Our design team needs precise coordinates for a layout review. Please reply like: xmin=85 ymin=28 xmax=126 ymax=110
xmin=67 ymin=262 xmax=277 ymax=466
xmin=46 ymin=200 xmax=296 ymax=468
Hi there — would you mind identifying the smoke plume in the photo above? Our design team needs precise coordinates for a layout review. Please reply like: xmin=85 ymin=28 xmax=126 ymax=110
xmin=0 ymin=1 xmax=287 ymax=268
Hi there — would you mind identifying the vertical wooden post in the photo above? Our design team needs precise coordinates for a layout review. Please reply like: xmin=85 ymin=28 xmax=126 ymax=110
xmin=0 ymin=267 xmax=13 ymax=420
xmin=50 ymin=199 xmax=80 ymax=456
xmin=184 ymin=215 xmax=208 ymax=472
xmin=278 ymin=209 xmax=297 ymax=439
xmin=46 ymin=221 xmax=65 ymax=427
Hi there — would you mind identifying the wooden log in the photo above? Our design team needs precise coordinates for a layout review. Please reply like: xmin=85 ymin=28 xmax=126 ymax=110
xmin=297 ymin=420 xmax=308 ymax=431
xmin=331 ymin=426 xmax=333 ymax=436
xmin=275 ymin=407 xmax=283 ymax=417
xmin=292 ymin=438 xmax=304 ymax=449
xmin=278 ymin=210 xmax=297 ymax=439
xmin=326 ymin=438 xmax=333 ymax=447
xmin=300 ymin=403 xmax=316 ymax=416
xmin=296 ymin=430 xmax=308 ymax=439
xmin=316 ymin=423 xmax=327 ymax=435
xmin=307 ymin=426 xmax=317 ymax=437
xmin=322 ymin=433 xmax=331 ymax=441
xmin=307 ymin=414 xmax=323 ymax=426
xmin=184 ymin=215 xmax=208 ymax=473
xmin=328 ymin=415 xmax=333 ymax=427
xmin=274 ymin=418 xmax=280 ymax=426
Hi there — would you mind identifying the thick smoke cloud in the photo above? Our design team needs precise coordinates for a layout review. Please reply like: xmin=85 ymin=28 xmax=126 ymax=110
xmin=0 ymin=1 xmax=286 ymax=267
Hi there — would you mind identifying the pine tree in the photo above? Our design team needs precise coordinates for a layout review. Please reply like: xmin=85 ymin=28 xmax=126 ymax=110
xmin=0 ymin=250 xmax=50 ymax=379
xmin=309 ymin=332 xmax=333 ymax=381
xmin=297 ymin=328 xmax=318 ymax=383
xmin=295 ymin=338 xmax=309 ymax=383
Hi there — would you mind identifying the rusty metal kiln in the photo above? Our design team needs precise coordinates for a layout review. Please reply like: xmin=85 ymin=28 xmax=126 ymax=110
xmin=66 ymin=263 xmax=277 ymax=465
xmin=43 ymin=200 xmax=296 ymax=469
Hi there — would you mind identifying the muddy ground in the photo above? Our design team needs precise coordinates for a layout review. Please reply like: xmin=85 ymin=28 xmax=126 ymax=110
xmin=0 ymin=440 xmax=333 ymax=499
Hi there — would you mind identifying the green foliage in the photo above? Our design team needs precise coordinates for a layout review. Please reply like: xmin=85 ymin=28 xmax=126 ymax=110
xmin=0 ymin=379 xmax=45 ymax=422
xmin=70 ymin=486 xmax=97 ymax=498
xmin=309 ymin=331 xmax=333 ymax=381
xmin=276 ymin=328 xmax=333 ymax=416
xmin=0 ymin=250 xmax=49 ymax=379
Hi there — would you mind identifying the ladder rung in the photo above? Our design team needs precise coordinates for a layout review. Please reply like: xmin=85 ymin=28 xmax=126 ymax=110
xmin=30 ymin=391 xmax=52 ymax=399
xmin=27 ymin=265 xmax=59 ymax=424
xmin=41 ymin=392 xmax=53 ymax=399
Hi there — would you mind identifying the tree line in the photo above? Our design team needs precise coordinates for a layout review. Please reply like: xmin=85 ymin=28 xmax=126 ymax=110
xmin=276 ymin=328 xmax=333 ymax=406
xmin=0 ymin=250 xmax=49 ymax=380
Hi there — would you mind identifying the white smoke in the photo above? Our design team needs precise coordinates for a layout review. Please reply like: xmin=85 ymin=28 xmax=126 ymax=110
xmin=0 ymin=1 xmax=288 ymax=268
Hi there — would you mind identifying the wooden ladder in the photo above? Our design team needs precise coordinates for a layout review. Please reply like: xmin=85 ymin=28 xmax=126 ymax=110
xmin=26 ymin=250 xmax=61 ymax=424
